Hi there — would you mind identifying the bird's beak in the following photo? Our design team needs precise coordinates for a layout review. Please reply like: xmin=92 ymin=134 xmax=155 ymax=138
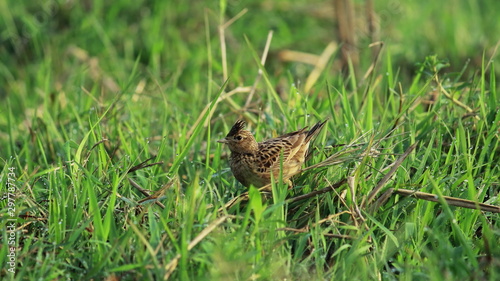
xmin=217 ymin=138 xmax=228 ymax=144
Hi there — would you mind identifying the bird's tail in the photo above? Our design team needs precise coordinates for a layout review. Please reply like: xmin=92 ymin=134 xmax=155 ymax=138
xmin=305 ymin=120 xmax=327 ymax=142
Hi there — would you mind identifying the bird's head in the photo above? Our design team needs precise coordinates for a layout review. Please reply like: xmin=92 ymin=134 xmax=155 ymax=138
xmin=217 ymin=120 xmax=258 ymax=154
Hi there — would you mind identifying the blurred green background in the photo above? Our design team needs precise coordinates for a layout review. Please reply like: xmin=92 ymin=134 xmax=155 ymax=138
xmin=1 ymin=0 xmax=499 ymax=99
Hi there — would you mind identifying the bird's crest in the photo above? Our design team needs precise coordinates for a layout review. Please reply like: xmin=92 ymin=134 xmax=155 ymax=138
xmin=227 ymin=120 xmax=246 ymax=137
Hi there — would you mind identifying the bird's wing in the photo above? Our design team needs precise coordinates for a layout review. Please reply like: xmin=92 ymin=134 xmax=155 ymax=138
xmin=256 ymin=132 xmax=307 ymax=172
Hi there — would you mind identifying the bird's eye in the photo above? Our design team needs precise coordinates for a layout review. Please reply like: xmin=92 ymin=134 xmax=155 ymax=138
xmin=235 ymin=135 xmax=243 ymax=141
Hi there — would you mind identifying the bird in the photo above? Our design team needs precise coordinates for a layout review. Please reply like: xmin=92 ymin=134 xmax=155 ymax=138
xmin=217 ymin=119 xmax=327 ymax=189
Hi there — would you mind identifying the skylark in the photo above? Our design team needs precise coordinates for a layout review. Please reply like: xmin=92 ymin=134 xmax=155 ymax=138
xmin=217 ymin=119 xmax=327 ymax=189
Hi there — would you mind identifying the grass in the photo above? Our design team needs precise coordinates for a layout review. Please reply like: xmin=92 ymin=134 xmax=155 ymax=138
xmin=1 ymin=0 xmax=499 ymax=280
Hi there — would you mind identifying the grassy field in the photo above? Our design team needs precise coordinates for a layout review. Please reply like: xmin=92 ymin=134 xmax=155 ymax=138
xmin=1 ymin=0 xmax=500 ymax=280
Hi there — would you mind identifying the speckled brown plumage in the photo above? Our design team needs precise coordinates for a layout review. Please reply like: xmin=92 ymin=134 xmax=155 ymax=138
xmin=217 ymin=120 xmax=327 ymax=189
